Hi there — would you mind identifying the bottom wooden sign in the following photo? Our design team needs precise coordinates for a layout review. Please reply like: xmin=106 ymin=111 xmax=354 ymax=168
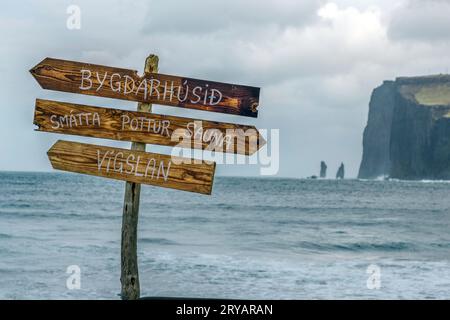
xmin=47 ymin=140 xmax=215 ymax=195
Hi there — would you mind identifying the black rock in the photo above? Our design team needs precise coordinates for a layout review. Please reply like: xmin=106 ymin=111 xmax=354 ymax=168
xmin=336 ymin=163 xmax=345 ymax=179
xmin=320 ymin=161 xmax=327 ymax=178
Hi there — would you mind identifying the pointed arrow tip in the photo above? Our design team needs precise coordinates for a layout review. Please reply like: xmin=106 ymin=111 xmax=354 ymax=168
xmin=29 ymin=65 xmax=37 ymax=76
xmin=247 ymin=132 xmax=267 ymax=156
xmin=29 ymin=58 xmax=51 ymax=87
xmin=258 ymin=137 xmax=267 ymax=149
xmin=259 ymin=132 xmax=267 ymax=148
xmin=47 ymin=139 xmax=61 ymax=155
xmin=29 ymin=58 xmax=45 ymax=74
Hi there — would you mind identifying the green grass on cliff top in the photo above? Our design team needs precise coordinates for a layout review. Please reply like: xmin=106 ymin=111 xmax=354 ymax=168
xmin=414 ymin=84 xmax=450 ymax=106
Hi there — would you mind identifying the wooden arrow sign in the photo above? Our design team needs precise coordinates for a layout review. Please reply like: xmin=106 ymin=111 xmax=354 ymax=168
xmin=30 ymin=58 xmax=260 ymax=117
xmin=47 ymin=140 xmax=215 ymax=194
xmin=34 ymin=99 xmax=265 ymax=155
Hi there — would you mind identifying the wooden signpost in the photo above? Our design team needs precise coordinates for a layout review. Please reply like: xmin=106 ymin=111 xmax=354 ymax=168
xmin=48 ymin=140 xmax=215 ymax=194
xmin=34 ymin=99 xmax=266 ymax=155
xmin=121 ymin=55 xmax=158 ymax=300
xmin=30 ymin=54 xmax=263 ymax=299
xmin=30 ymin=57 xmax=260 ymax=117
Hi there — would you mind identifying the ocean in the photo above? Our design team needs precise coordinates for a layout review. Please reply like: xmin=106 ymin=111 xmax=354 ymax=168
xmin=0 ymin=171 xmax=449 ymax=299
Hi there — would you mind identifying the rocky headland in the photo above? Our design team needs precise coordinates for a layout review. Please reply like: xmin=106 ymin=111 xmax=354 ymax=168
xmin=359 ymin=75 xmax=450 ymax=180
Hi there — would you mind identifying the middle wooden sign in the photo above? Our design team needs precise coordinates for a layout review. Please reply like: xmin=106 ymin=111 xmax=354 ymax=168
xmin=34 ymin=99 xmax=266 ymax=155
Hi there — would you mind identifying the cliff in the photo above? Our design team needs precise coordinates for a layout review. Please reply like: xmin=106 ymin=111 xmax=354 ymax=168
xmin=359 ymin=75 xmax=450 ymax=180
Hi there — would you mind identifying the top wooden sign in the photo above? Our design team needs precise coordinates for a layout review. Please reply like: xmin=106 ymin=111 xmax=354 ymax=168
xmin=30 ymin=58 xmax=260 ymax=117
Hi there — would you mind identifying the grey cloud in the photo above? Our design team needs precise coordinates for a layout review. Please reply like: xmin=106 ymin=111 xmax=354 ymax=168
xmin=2 ymin=0 xmax=450 ymax=178
xmin=388 ymin=0 xmax=450 ymax=43
xmin=142 ymin=0 xmax=321 ymax=34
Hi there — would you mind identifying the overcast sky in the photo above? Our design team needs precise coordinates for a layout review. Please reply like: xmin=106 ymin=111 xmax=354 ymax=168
xmin=1 ymin=0 xmax=450 ymax=178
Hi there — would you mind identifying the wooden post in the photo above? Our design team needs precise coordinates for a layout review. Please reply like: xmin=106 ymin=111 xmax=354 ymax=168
xmin=120 ymin=54 xmax=159 ymax=300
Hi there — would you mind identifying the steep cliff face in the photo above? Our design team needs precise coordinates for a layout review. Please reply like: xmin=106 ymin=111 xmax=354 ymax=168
xmin=358 ymin=81 xmax=396 ymax=178
xmin=359 ymin=75 xmax=450 ymax=180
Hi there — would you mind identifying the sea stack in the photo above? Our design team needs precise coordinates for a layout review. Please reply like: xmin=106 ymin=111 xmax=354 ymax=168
xmin=359 ymin=75 xmax=450 ymax=180
xmin=336 ymin=163 xmax=345 ymax=179
xmin=320 ymin=161 xmax=327 ymax=178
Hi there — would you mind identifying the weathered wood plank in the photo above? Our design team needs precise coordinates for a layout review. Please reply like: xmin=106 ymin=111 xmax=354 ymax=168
xmin=47 ymin=140 xmax=216 ymax=195
xmin=30 ymin=57 xmax=260 ymax=117
xmin=34 ymin=99 xmax=266 ymax=155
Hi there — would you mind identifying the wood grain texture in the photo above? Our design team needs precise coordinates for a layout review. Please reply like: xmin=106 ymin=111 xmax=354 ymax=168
xmin=34 ymin=99 xmax=266 ymax=155
xmin=120 ymin=54 xmax=160 ymax=301
xmin=47 ymin=140 xmax=215 ymax=195
xmin=30 ymin=57 xmax=260 ymax=117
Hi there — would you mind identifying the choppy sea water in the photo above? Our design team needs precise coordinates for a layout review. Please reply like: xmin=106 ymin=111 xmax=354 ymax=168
xmin=0 ymin=171 xmax=450 ymax=299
